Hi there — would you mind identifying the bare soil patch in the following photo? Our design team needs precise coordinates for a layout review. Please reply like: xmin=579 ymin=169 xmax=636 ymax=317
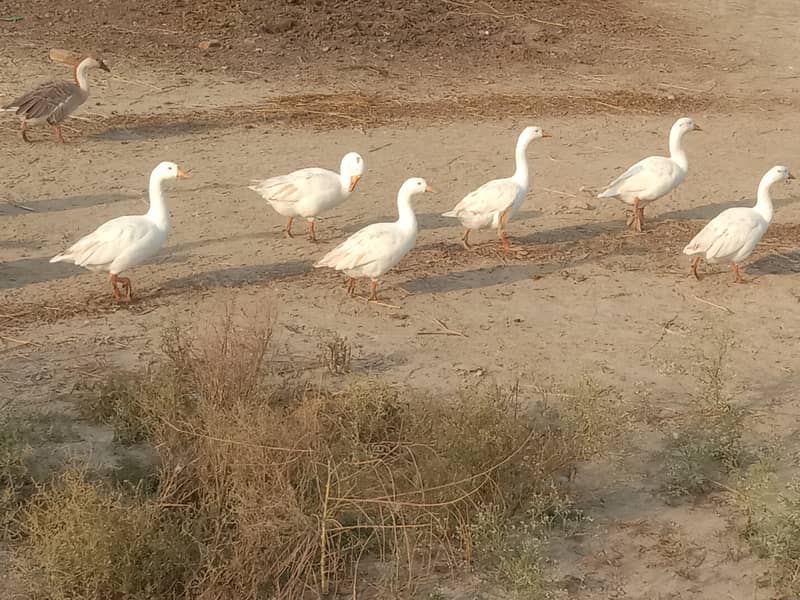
xmin=1 ymin=0 xmax=698 ymax=82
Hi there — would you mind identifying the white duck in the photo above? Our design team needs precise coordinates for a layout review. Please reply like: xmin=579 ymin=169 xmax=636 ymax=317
xmin=598 ymin=117 xmax=701 ymax=232
xmin=314 ymin=177 xmax=432 ymax=301
xmin=441 ymin=126 xmax=549 ymax=250
xmin=683 ymin=165 xmax=794 ymax=283
xmin=248 ymin=152 xmax=364 ymax=241
xmin=50 ymin=161 xmax=188 ymax=301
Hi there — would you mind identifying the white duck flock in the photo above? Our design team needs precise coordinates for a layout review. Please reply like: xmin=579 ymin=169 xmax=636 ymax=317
xmin=314 ymin=177 xmax=432 ymax=301
xmin=683 ymin=165 xmax=794 ymax=283
xmin=598 ymin=117 xmax=701 ymax=232
xmin=249 ymin=152 xmax=364 ymax=241
xmin=50 ymin=161 xmax=189 ymax=301
xmin=442 ymin=126 xmax=548 ymax=250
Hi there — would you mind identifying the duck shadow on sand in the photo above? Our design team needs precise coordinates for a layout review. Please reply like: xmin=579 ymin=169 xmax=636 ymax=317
xmin=89 ymin=119 xmax=233 ymax=142
xmin=0 ymin=256 xmax=81 ymax=289
xmin=748 ymin=250 xmax=800 ymax=276
xmin=0 ymin=192 xmax=138 ymax=216
xmin=162 ymin=259 xmax=312 ymax=292
xmin=338 ymin=209 xmax=544 ymax=235
xmin=659 ymin=192 xmax=800 ymax=221
xmin=401 ymin=263 xmax=558 ymax=296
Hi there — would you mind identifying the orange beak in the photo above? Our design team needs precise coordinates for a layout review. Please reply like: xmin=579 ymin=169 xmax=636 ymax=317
xmin=177 ymin=167 xmax=190 ymax=179
xmin=348 ymin=174 xmax=361 ymax=192
xmin=542 ymin=132 xmax=552 ymax=138
xmin=693 ymin=124 xmax=703 ymax=131
xmin=788 ymin=172 xmax=796 ymax=181
xmin=425 ymin=184 xmax=434 ymax=193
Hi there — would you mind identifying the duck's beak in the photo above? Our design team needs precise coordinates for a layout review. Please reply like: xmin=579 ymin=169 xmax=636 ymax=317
xmin=542 ymin=131 xmax=553 ymax=138
xmin=99 ymin=60 xmax=111 ymax=73
xmin=693 ymin=124 xmax=703 ymax=131
xmin=788 ymin=172 xmax=796 ymax=181
xmin=425 ymin=184 xmax=434 ymax=193
xmin=177 ymin=167 xmax=190 ymax=179
xmin=348 ymin=174 xmax=361 ymax=193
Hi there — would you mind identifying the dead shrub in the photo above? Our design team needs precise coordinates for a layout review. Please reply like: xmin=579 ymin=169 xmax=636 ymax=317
xmin=16 ymin=305 xmax=623 ymax=600
xmin=15 ymin=469 xmax=197 ymax=600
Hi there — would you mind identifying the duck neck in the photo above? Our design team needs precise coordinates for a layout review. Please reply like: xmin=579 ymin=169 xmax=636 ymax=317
xmin=146 ymin=173 xmax=170 ymax=230
xmin=338 ymin=168 xmax=351 ymax=195
xmin=668 ymin=125 xmax=688 ymax=172
xmin=754 ymin=174 xmax=777 ymax=222
xmin=396 ymin=190 xmax=418 ymax=234
xmin=511 ymin=135 xmax=531 ymax=186
xmin=74 ymin=59 xmax=92 ymax=92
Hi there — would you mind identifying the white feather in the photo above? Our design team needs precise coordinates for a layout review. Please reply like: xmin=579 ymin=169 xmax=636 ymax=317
xmin=683 ymin=166 xmax=792 ymax=267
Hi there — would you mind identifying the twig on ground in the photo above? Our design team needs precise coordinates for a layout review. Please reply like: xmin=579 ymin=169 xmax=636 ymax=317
xmin=693 ymin=295 xmax=734 ymax=314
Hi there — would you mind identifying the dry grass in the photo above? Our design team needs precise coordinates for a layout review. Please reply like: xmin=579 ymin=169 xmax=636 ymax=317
xmin=15 ymin=470 xmax=196 ymax=600
xmin=83 ymin=91 xmax=718 ymax=137
xmin=14 ymin=305 xmax=624 ymax=600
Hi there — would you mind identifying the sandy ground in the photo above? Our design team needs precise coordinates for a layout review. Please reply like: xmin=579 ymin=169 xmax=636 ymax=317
xmin=2 ymin=0 xmax=800 ymax=598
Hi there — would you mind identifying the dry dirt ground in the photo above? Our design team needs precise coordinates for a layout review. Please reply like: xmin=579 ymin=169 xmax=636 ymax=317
xmin=2 ymin=0 xmax=800 ymax=598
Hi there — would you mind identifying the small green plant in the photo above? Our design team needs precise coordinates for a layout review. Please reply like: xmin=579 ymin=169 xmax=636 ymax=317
xmin=469 ymin=506 xmax=550 ymax=598
xmin=75 ymin=373 xmax=151 ymax=444
xmin=0 ymin=402 xmax=31 ymax=538
xmin=661 ymin=340 xmax=749 ymax=498
xmin=319 ymin=330 xmax=352 ymax=375
xmin=735 ymin=474 xmax=800 ymax=595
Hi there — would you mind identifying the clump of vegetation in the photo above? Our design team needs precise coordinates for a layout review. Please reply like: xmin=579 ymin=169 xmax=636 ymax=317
xmin=0 ymin=402 xmax=30 ymax=538
xmin=728 ymin=458 xmax=800 ymax=595
xmin=75 ymin=373 xmax=153 ymax=445
xmin=319 ymin=330 xmax=352 ymax=374
xmin=661 ymin=341 xmax=750 ymax=498
xmin=15 ymin=307 xmax=624 ymax=600
xmin=742 ymin=481 xmax=800 ymax=594
xmin=15 ymin=469 xmax=196 ymax=600
xmin=468 ymin=506 xmax=549 ymax=597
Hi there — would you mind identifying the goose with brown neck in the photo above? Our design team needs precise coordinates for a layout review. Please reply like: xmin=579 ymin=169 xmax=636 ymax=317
xmin=2 ymin=55 xmax=110 ymax=143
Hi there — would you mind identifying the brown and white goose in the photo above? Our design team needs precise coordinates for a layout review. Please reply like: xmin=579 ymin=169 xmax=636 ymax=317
xmin=2 ymin=55 xmax=110 ymax=143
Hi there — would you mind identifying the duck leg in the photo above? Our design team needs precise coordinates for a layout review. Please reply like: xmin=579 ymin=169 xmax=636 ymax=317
xmin=369 ymin=280 xmax=379 ymax=302
xmin=118 ymin=276 xmax=133 ymax=301
xmin=20 ymin=121 xmax=31 ymax=143
xmin=284 ymin=217 xmax=295 ymax=238
xmin=629 ymin=197 xmax=643 ymax=233
xmin=53 ymin=125 xmax=66 ymax=144
xmin=346 ymin=277 xmax=357 ymax=296
xmin=497 ymin=208 xmax=511 ymax=250
xmin=732 ymin=263 xmax=746 ymax=283
xmin=110 ymin=273 xmax=123 ymax=301
xmin=461 ymin=228 xmax=473 ymax=251
xmin=638 ymin=205 xmax=646 ymax=231
xmin=690 ymin=256 xmax=702 ymax=280
xmin=307 ymin=219 xmax=317 ymax=242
